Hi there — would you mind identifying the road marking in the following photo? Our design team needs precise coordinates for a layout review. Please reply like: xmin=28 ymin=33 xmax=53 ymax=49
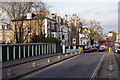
xmin=90 ymin=54 xmax=106 ymax=80
xmin=23 ymin=55 xmax=80 ymax=78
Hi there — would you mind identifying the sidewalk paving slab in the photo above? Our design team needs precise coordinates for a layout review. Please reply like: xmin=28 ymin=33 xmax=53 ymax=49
xmin=1 ymin=52 xmax=79 ymax=79
xmin=1 ymin=53 xmax=63 ymax=68
xmin=99 ymin=53 xmax=119 ymax=78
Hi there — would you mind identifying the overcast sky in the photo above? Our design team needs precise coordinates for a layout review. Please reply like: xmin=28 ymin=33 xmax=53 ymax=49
xmin=0 ymin=0 xmax=119 ymax=34
xmin=43 ymin=0 xmax=119 ymax=34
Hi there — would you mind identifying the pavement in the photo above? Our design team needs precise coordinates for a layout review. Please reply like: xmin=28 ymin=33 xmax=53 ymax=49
xmin=1 ymin=53 xmax=63 ymax=68
xmin=20 ymin=52 xmax=104 ymax=78
xmin=99 ymin=52 xmax=119 ymax=78
xmin=114 ymin=53 xmax=120 ymax=78
xmin=1 ymin=52 xmax=79 ymax=79
xmin=1 ymin=51 xmax=120 ymax=79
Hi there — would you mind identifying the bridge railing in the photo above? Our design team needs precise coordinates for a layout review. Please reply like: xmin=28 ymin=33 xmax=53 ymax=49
xmin=0 ymin=43 xmax=56 ymax=62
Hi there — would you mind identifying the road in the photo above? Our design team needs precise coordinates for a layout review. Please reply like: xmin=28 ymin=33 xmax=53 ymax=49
xmin=23 ymin=52 xmax=105 ymax=78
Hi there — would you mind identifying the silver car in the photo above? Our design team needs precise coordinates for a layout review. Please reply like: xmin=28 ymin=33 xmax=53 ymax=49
xmin=114 ymin=47 xmax=120 ymax=54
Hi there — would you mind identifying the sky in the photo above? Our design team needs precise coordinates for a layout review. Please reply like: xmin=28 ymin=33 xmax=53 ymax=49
xmin=43 ymin=0 xmax=119 ymax=34
xmin=0 ymin=0 xmax=119 ymax=34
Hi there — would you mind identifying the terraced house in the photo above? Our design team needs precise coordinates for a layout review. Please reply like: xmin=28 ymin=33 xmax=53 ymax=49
xmin=11 ymin=12 xmax=69 ymax=45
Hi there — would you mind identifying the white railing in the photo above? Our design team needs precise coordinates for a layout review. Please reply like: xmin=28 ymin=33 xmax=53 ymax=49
xmin=0 ymin=43 xmax=56 ymax=62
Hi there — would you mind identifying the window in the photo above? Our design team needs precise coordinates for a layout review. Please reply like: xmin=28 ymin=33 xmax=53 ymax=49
xmin=62 ymin=35 xmax=64 ymax=39
xmin=28 ymin=27 xmax=31 ymax=33
xmin=0 ymin=26 xmax=2 ymax=29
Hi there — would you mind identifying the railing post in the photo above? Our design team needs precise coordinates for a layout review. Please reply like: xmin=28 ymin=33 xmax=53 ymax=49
xmin=19 ymin=46 xmax=21 ymax=59
xmin=48 ymin=44 xmax=49 ymax=54
xmin=32 ymin=45 xmax=34 ymax=56
xmin=44 ymin=44 xmax=46 ymax=54
xmin=0 ymin=45 xmax=2 ymax=62
xmin=7 ymin=46 xmax=9 ymax=61
xmin=47 ymin=44 xmax=48 ymax=54
xmin=41 ymin=44 xmax=43 ymax=55
xmin=35 ymin=45 xmax=37 ymax=56
xmin=13 ymin=46 xmax=15 ymax=59
xmin=54 ymin=44 xmax=56 ymax=53
xmin=50 ymin=44 xmax=51 ymax=54
xmin=23 ymin=45 xmax=25 ymax=58
xmin=28 ymin=45 xmax=30 ymax=57
xmin=52 ymin=44 xmax=53 ymax=53
xmin=39 ymin=45 xmax=40 ymax=55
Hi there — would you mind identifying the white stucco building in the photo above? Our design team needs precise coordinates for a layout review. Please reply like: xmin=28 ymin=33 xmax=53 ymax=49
xmin=115 ymin=31 xmax=120 ymax=46
xmin=44 ymin=14 xmax=69 ymax=46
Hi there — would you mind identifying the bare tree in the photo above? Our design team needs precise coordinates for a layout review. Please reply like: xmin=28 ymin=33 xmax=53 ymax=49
xmin=87 ymin=20 xmax=103 ymax=45
xmin=65 ymin=14 xmax=83 ymax=46
xmin=1 ymin=2 xmax=33 ymax=43
xmin=1 ymin=2 xmax=49 ymax=43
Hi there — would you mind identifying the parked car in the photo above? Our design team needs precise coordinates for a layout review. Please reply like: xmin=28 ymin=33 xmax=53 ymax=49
xmin=99 ymin=46 xmax=105 ymax=52
xmin=105 ymin=44 xmax=112 ymax=49
xmin=84 ymin=46 xmax=91 ymax=53
xmin=91 ymin=46 xmax=98 ymax=52
xmin=114 ymin=47 xmax=120 ymax=54
xmin=100 ymin=44 xmax=105 ymax=48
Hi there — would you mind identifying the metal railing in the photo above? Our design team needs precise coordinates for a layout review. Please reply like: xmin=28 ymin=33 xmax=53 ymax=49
xmin=0 ymin=43 xmax=56 ymax=62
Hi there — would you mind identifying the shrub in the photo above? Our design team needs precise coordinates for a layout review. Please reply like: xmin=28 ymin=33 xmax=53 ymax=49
xmin=45 ymin=37 xmax=60 ymax=43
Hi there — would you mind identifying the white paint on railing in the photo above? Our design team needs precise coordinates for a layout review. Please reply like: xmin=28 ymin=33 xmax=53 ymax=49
xmin=23 ymin=45 xmax=26 ymax=58
xmin=54 ymin=44 xmax=56 ymax=53
xmin=0 ymin=46 xmax=2 ymax=61
xmin=19 ymin=46 xmax=21 ymax=59
xmin=28 ymin=45 xmax=30 ymax=57
xmin=32 ymin=45 xmax=34 ymax=56
xmin=35 ymin=45 xmax=37 ymax=56
xmin=52 ymin=44 xmax=53 ymax=53
xmin=44 ymin=45 xmax=46 ymax=54
xmin=13 ymin=46 xmax=15 ymax=59
xmin=39 ymin=45 xmax=40 ymax=55
xmin=47 ymin=45 xmax=48 ymax=54
xmin=0 ymin=43 xmax=57 ymax=61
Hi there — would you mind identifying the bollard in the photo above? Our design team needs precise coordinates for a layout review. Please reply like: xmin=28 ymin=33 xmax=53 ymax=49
xmin=65 ymin=54 xmax=68 ymax=57
xmin=108 ymin=61 xmax=113 ymax=65
xmin=108 ymin=57 xmax=113 ymax=64
xmin=6 ymin=69 xmax=13 ymax=77
xmin=107 ymin=65 xmax=113 ymax=71
xmin=107 ymin=73 xmax=113 ymax=78
xmin=58 ymin=56 xmax=61 ymax=59
xmin=32 ymin=63 xmax=37 ymax=68
xmin=48 ymin=58 xmax=52 ymax=62
xmin=75 ymin=52 xmax=77 ymax=55
xmin=108 ymin=59 xmax=113 ymax=64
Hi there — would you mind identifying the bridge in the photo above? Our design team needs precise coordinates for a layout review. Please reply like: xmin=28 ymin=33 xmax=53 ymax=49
xmin=0 ymin=43 xmax=119 ymax=79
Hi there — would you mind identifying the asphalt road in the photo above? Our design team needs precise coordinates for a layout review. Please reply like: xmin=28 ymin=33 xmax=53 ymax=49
xmin=24 ymin=52 xmax=105 ymax=78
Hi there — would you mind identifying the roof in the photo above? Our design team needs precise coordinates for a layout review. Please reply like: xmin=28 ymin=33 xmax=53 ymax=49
xmin=11 ymin=14 xmax=56 ymax=22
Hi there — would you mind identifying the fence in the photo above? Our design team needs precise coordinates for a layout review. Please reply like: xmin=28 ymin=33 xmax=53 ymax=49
xmin=0 ymin=43 xmax=56 ymax=62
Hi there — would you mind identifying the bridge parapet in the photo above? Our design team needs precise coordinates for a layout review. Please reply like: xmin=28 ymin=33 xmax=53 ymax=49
xmin=0 ymin=43 xmax=56 ymax=62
